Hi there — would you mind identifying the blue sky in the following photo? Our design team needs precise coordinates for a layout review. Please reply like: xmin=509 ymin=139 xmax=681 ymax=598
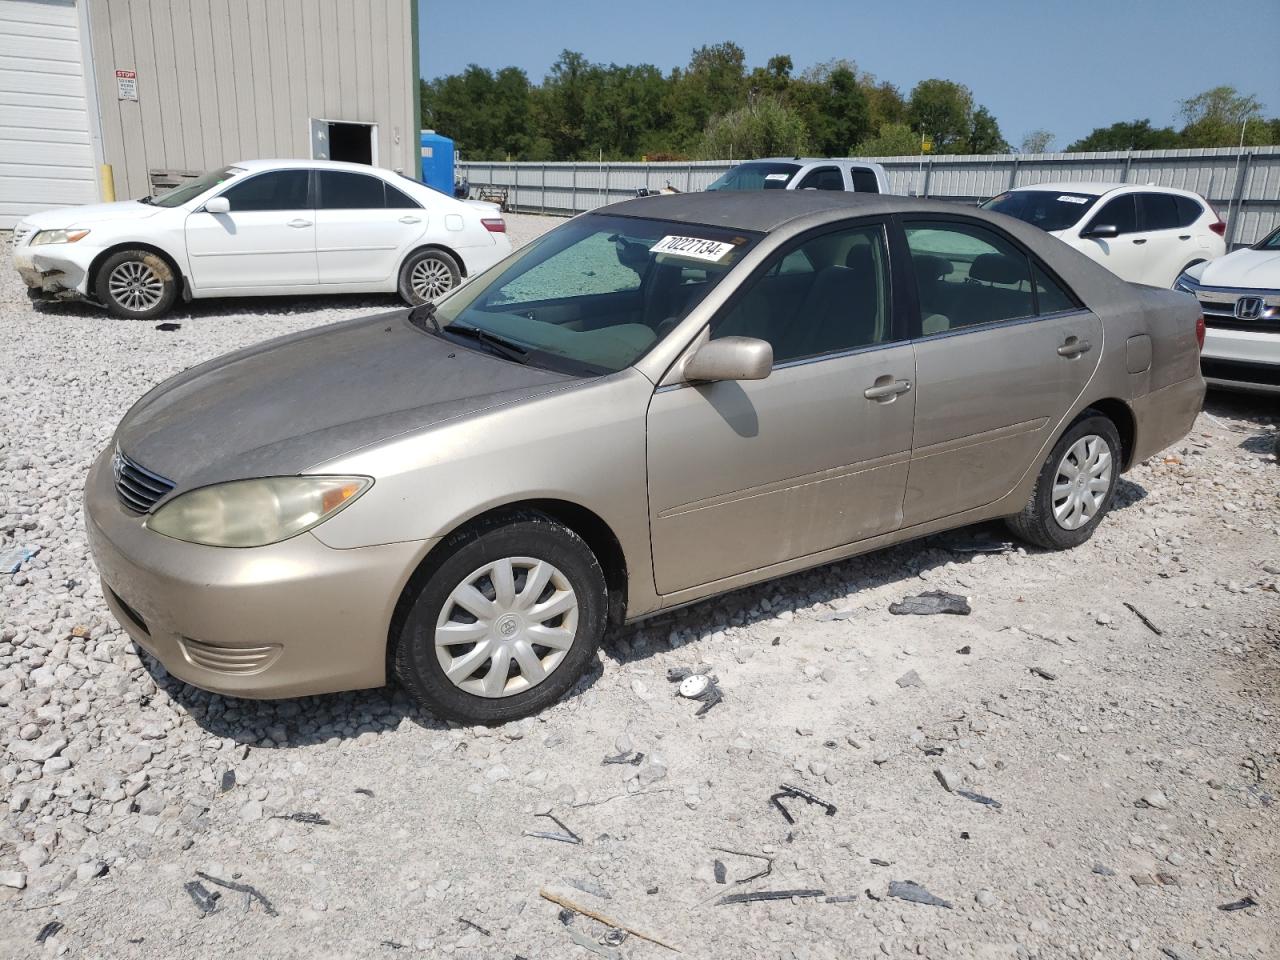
xmin=418 ymin=0 xmax=1278 ymax=149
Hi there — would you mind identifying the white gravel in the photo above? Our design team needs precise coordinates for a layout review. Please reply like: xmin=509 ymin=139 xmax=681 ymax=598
xmin=1 ymin=213 xmax=1278 ymax=959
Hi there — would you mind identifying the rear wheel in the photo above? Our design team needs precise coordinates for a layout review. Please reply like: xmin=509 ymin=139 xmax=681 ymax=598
xmin=398 ymin=248 xmax=460 ymax=305
xmin=95 ymin=249 xmax=178 ymax=319
xmin=1006 ymin=412 xmax=1121 ymax=550
xmin=393 ymin=513 xmax=607 ymax=723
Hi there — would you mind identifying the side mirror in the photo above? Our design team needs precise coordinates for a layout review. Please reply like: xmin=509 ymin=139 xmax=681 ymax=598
xmin=1082 ymin=223 xmax=1117 ymax=240
xmin=684 ymin=337 xmax=773 ymax=383
xmin=204 ymin=196 xmax=230 ymax=214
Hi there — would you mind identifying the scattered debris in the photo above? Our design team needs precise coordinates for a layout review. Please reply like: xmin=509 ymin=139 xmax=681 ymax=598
xmin=523 ymin=811 xmax=582 ymax=845
xmin=380 ymin=941 xmax=405 ymax=951
xmin=713 ymin=860 xmax=727 ymax=884
xmin=195 ymin=871 xmax=278 ymax=917
xmin=1159 ymin=948 xmax=1187 ymax=960
xmin=35 ymin=921 xmax=63 ymax=944
xmin=539 ymin=889 xmax=680 ymax=953
xmin=1217 ymin=896 xmax=1258 ymax=912
xmin=270 ymin=811 xmax=329 ymax=825
xmin=933 ymin=767 xmax=961 ymax=793
xmin=709 ymin=847 xmax=773 ymax=884
xmin=354 ymin=787 xmax=375 ymax=797
xmin=956 ymin=645 xmax=972 ymax=655
xmin=601 ymin=928 xmax=628 ymax=947
xmin=458 ymin=917 xmax=491 ymax=936
xmin=870 ymin=858 xmax=891 ymax=867
xmin=154 ymin=321 xmax=181 ymax=331
xmin=865 ymin=888 xmax=882 ymax=901
xmin=601 ymin=750 xmax=645 ymax=766
xmin=1138 ymin=790 xmax=1170 ymax=810
xmin=569 ymin=878 xmax=612 ymax=900
xmin=824 ymin=894 xmax=859 ymax=903
xmin=1029 ymin=666 xmax=1057 ymax=681
xmin=956 ymin=789 xmax=1002 ymax=810
xmin=1122 ymin=601 xmax=1163 ymax=636
xmin=770 ymin=782 xmax=837 ymax=824
xmin=889 ymin=590 xmax=971 ymax=616
xmin=888 ymin=880 xmax=953 ymax=909
xmin=895 ymin=670 xmax=924 ymax=689
xmin=947 ymin=538 xmax=1013 ymax=554
xmin=668 ymin=668 xmax=724 ymax=717
xmin=219 ymin=769 xmax=236 ymax=793
xmin=184 ymin=879 xmax=221 ymax=917
xmin=1092 ymin=864 xmax=1116 ymax=877
xmin=567 ymin=927 xmax=621 ymax=960
xmin=1 ymin=545 xmax=39 ymax=575
xmin=717 ymin=888 xmax=825 ymax=906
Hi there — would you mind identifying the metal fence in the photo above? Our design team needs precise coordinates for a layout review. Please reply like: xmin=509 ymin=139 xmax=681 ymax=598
xmin=459 ymin=146 xmax=1280 ymax=247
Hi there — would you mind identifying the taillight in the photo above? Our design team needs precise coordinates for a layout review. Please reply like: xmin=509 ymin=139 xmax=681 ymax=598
xmin=1195 ymin=313 xmax=1205 ymax=351
xmin=481 ymin=218 xmax=506 ymax=233
xmin=1209 ymin=220 xmax=1226 ymax=237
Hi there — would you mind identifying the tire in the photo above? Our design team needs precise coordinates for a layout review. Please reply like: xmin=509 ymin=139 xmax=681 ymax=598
xmin=398 ymin=248 xmax=461 ymax=305
xmin=1005 ymin=412 xmax=1122 ymax=550
xmin=95 ymin=249 xmax=178 ymax=319
xmin=393 ymin=512 xmax=607 ymax=723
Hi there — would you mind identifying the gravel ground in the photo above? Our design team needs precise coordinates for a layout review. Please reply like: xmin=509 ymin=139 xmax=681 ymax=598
xmin=1 ymin=212 xmax=1278 ymax=960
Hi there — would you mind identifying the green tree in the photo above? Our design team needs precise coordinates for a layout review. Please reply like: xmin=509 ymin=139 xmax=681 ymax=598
xmin=1065 ymin=119 xmax=1181 ymax=152
xmin=698 ymin=96 xmax=808 ymax=160
xmin=966 ymin=106 xmax=1008 ymax=153
xmin=854 ymin=122 xmax=920 ymax=157
xmin=907 ymin=79 xmax=973 ymax=152
xmin=1019 ymin=129 xmax=1055 ymax=154
xmin=866 ymin=81 xmax=907 ymax=131
xmin=668 ymin=43 xmax=747 ymax=150
xmin=790 ymin=65 xmax=871 ymax=155
xmin=1179 ymin=85 xmax=1267 ymax=146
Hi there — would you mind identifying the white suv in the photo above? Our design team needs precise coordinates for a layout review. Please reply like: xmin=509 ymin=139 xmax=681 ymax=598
xmin=982 ymin=182 xmax=1226 ymax=288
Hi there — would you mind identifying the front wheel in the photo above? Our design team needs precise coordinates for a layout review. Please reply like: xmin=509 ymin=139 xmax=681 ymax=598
xmin=95 ymin=250 xmax=178 ymax=319
xmin=1006 ymin=413 xmax=1122 ymax=550
xmin=398 ymin=248 xmax=461 ymax=305
xmin=393 ymin=513 xmax=607 ymax=723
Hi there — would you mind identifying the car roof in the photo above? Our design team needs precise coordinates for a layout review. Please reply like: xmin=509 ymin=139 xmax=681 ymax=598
xmin=1010 ymin=181 xmax=1201 ymax=199
xmin=745 ymin=157 xmax=883 ymax=167
xmin=598 ymin=191 xmax=966 ymax=234
xmin=230 ymin=158 xmax=407 ymax=177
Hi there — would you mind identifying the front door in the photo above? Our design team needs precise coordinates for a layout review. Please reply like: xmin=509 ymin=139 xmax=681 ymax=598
xmin=647 ymin=221 xmax=915 ymax=595
xmin=314 ymin=169 xmax=427 ymax=284
xmin=1075 ymin=192 xmax=1148 ymax=282
xmin=184 ymin=169 xmax=317 ymax=290
xmin=900 ymin=217 xmax=1104 ymax=525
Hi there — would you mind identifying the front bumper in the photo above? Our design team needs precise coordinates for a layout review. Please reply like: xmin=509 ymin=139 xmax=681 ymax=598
xmin=13 ymin=244 xmax=92 ymax=301
xmin=84 ymin=448 xmax=433 ymax=699
xmin=1201 ymin=327 xmax=1280 ymax=395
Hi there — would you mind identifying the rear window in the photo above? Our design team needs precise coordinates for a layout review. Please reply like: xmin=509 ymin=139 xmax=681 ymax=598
xmin=850 ymin=167 xmax=880 ymax=193
xmin=1141 ymin=192 xmax=1181 ymax=232
xmin=1174 ymin=195 xmax=1203 ymax=228
xmin=706 ymin=162 xmax=801 ymax=191
xmin=981 ymin=190 xmax=1098 ymax=232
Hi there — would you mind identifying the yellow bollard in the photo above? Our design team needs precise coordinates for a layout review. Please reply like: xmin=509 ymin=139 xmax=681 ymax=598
xmin=99 ymin=164 xmax=115 ymax=203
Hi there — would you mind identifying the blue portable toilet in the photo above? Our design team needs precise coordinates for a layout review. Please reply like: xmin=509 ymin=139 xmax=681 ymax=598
xmin=420 ymin=130 xmax=455 ymax=195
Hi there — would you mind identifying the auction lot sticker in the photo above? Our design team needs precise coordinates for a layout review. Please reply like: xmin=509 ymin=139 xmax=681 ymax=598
xmin=650 ymin=235 xmax=736 ymax=263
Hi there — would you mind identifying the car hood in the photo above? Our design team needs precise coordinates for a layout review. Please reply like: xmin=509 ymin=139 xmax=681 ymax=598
xmin=23 ymin=200 xmax=161 ymax=229
xmin=114 ymin=311 xmax=576 ymax=491
xmin=1196 ymin=248 xmax=1280 ymax=288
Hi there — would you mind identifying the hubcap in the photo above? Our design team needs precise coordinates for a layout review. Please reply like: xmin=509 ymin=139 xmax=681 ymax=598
xmin=108 ymin=260 xmax=164 ymax=312
xmin=435 ymin=557 xmax=578 ymax=698
xmin=1052 ymin=434 xmax=1113 ymax=531
xmin=410 ymin=256 xmax=455 ymax=301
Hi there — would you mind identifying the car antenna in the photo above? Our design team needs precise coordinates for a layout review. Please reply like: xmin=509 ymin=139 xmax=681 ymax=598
xmin=407 ymin=301 xmax=441 ymax=334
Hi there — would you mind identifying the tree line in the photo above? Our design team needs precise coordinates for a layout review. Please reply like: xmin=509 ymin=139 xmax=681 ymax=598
xmin=420 ymin=44 xmax=1279 ymax=161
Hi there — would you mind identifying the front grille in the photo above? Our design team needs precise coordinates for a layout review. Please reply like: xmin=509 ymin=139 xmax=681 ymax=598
xmin=113 ymin=449 xmax=175 ymax=513
xmin=1201 ymin=357 xmax=1280 ymax=387
xmin=179 ymin=637 xmax=283 ymax=675
xmin=12 ymin=223 xmax=33 ymax=246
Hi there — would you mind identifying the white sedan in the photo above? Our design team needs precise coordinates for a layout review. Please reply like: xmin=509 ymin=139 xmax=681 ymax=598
xmin=1176 ymin=226 xmax=1280 ymax=394
xmin=12 ymin=159 xmax=512 ymax=319
xmin=982 ymin=182 xmax=1226 ymax=289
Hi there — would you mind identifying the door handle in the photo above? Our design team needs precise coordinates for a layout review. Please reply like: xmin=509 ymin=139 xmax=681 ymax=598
xmin=1132 ymin=238 xmax=1147 ymax=245
xmin=1057 ymin=337 xmax=1092 ymax=358
xmin=287 ymin=219 xmax=312 ymax=228
xmin=398 ymin=215 xmax=422 ymax=224
xmin=864 ymin=378 xmax=912 ymax=401
xmin=1178 ymin=234 xmax=1191 ymax=240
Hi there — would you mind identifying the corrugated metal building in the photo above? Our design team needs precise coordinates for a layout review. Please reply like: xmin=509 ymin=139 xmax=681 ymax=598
xmin=0 ymin=0 xmax=420 ymax=228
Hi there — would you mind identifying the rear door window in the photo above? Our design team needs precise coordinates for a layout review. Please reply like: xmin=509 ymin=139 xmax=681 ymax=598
xmin=384 ymin=182 xmax=422 ymax=209
xmin=1173 ymin=195 xmax=1203 ymax=228
xmin=904 ymin=221 xmax=1035 ymax=333
xmin=318 ymin=170 xmax=387 ymax=209
xmin=1140 ymin=192 xmax=1182 ymax=232
xmin=1085 ymin=194 xmax=1138 ymax=236
xmin=796 ymin=167 xmax=845 ymax=191
xmin=849 ymin=167 xmax=881 ymax=193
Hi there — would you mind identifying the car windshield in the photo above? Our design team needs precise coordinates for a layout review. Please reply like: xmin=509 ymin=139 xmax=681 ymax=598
xmin=150 ymin=166 xmax=243 ymax=208
xmin=1253 ymin=227 xmax=1280 ymax=251
xmin=706 ymin=162 xmax=801 ymax=191
xmin=981 ymin=190 xmax=1098 ymax=232
xmin=433 ymin=213 xmax=761 ymax=375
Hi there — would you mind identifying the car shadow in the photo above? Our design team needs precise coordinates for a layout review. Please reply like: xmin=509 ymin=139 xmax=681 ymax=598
xmin=33 ymin=292 xmax=402 ymax=321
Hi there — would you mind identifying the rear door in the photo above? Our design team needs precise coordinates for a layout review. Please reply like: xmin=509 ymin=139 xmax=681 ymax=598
xmin=900 ymin=216 xmax=1103 ymax=525
xmin=848 ymin=166 xmax=882 ymax=193
xmin=314 ymin=170 xmax=427 ymax=285
xmin=1138 ymin=191 xmax=1199 ymax=287
xmin=1076 ymin=192 xmax=1147 ymax=282
xmin=646 ymin=220 xmax=915 ymax=594
xmin=794 ymin=166 xmax=845 ymax=191
xmin=184 ymin=169 xmax=317 ymax=290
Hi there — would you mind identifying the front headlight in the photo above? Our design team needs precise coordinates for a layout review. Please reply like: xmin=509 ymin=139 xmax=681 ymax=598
xmin=30 ymin=228 xmax=91 ymax=246
xmin=147 ymin=476 xmax=371 ymax=547
xmin=1174 ymin=273 xmax=1198 ymax=294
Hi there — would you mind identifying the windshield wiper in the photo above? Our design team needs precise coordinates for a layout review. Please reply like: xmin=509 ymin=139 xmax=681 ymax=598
xmin=137 ymin=195 xmax=153 ymax=204
xmin=407 ymin=301 xmax=441 ymax=334
xmin=446 ymin=324 xmax=530 ymax=364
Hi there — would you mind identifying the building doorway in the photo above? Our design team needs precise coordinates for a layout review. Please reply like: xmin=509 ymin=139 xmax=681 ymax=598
xmin=310 ymin=119 xmax=377 ymax=165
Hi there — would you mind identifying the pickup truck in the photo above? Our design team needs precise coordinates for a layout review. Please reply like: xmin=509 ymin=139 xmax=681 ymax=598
xmin=706 ymin=157 xmax=890 ymax=194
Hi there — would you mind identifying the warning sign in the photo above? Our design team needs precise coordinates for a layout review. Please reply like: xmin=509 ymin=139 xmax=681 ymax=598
xmin=115 ymin=69 xmax=137 ymax=101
